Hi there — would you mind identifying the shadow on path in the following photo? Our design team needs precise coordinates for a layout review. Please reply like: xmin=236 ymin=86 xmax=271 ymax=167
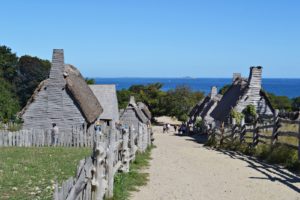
xmin=173 ymin=133 xmax=208 ymax=144
xmin=174 ymin=132 xmax=300 ymax=193
xmin=215 ymin=149 xmax=300 ymax=193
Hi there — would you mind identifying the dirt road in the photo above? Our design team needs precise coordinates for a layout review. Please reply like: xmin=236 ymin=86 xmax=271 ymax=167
xmin=131 ymin=126 xmax=300 ymax=200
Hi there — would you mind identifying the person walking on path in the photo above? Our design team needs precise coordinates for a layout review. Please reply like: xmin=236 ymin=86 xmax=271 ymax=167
xmin=163 ymin=124 xmax=166 ymax=133
xmin=174 ymin=125 xmax=177 ymax=133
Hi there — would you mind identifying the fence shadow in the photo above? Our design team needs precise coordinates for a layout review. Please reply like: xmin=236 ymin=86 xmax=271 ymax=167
xmin=173 ymin=133 xmax=208 ymax=145
xmin=215 ymin=148 xmax=300 ymax=193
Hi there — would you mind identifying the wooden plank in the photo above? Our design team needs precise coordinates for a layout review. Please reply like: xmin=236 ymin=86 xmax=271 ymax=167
xmin=277 ymin=131 xmax=299 ymax=138
xmin=276 ymin=142 xmax=298 ymax=150
xmin=279 ymin=118 xmax=300 ymax=125
xmin=257 ymin=134 xmax=272 ymax=139
xmin=113 ymin=161 xmax=122 ymax=175
xmin=258 ymin=124 xmax=274 ymax=129
xmin=258 ymin=140 xmax=268 ymax=144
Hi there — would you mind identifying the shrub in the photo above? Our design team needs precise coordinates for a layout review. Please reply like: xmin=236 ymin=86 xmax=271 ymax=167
xmin=230 ymin=109 xmax=244 ymax=125
xmin=243 ymin=105 xmax=257 ymax=123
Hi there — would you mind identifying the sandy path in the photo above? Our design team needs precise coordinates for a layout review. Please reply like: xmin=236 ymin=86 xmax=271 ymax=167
xmin=131 ymin=126 xmax=300 ymax=200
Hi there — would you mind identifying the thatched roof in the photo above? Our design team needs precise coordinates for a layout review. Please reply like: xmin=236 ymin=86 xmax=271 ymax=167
xmin=89 ymin=84 xmax=119 ymax=122
xmin=121 ymin=96 xmax=149 ymax=124
xmin=64 ymin=64 xmax=103 ymax=123
xmin=18 ymin=80 xmax=48 ymax=117
xmin=137 ymin=102 xmax=152 ymax=120
xmin=19 ymin=64 xmax=103 ymax=124
xmin=189 ymin=94 xmax=223 ymax=124
xmin=210 ymin=73 xmax=274 ymax=123
xmin=210 ymin=78 xmax=248 ymax=122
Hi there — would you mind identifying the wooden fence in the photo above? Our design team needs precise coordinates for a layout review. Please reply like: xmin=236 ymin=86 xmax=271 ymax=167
xmin=53 ymin=122 xmax=153 ymax=200
xmin=209 ymin=114 xmax=300 ymax=160
xmin=0 ymin=126 xmax=98 ymax=147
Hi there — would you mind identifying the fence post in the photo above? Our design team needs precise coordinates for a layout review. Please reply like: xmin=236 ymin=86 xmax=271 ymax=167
xmin=137 ymin=122 xmax=143 ymax=152
xmin=220 ymin=122 xmax=224 ymax=146
xmin=252 ymin=121 xmax=258 ymax=147
xmin=271 ymin=110 xmax=279 ymax=146
xmin=129 ymin=126 xmax=136 ymax=161
xmin=121 ymin=128 xmax=130 ymax=173
xmin=92 ymin=144 xmax=107 ymax=200
xmin=298 ymin=121 xmax=300 ymax=161
xmin=106 ymin=128 xmax=115 ymax=199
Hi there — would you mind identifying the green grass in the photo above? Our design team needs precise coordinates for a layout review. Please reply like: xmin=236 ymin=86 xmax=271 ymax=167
xmin=0 ymin=147 xmax=91 ymax=200
xmin=108 ymin=145 xmax=155 ymax=200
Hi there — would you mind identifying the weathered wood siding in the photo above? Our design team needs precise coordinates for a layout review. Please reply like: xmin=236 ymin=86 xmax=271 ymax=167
xmin=235 ymin=67 xmax=273 ymax=116
xmin=0 ymin=127 xmax=95 ymax=147
xmin=120 ymin=106 xmax=140 ymax=131
xmin=22 ymin=50 xmax=85 ymax=131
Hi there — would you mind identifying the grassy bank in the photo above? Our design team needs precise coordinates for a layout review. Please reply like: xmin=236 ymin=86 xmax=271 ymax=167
xmin=0 ymin=147 xmax=91 ymax=200
xmin=109 ymin=145 xmax=155 ymax=200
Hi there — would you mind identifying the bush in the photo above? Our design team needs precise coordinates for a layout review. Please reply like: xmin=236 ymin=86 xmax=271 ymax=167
xmin=243 ymin=105 xmax=257 ymax=123
xmin=230 ymin=109 xmax=244 ymax=125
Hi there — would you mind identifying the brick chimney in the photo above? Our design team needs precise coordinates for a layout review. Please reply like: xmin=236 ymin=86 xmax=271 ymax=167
xmin=210 ymin=86 xmax=218 ymax=98
xmin=248 ymin=66 xmax=262 ymax=90
xmin=232 ymin=73 xmax=241 ymax=82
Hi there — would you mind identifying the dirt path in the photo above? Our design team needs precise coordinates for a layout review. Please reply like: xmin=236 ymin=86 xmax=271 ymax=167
xmin=131 ymin=126 xmax=300 ymax=200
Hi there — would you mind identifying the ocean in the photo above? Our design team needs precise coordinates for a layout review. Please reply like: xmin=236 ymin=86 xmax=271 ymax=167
xmin=94 ymin=78 xmax=300 ymax=98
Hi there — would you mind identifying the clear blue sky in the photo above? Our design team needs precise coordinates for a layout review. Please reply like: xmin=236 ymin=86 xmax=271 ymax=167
xmin=1 ymin=0 xmax=300 ymax=78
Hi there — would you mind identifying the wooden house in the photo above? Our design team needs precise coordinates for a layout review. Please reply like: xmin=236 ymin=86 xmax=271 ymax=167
xmin=89 ymin=84 xmax=120 ymax=127
xmin=210 ymin=66 xmax=274 ymax=125
xmin=19 ymin=49 xmax=103 ymax=131
xmin=120 ymin=96 xmax=150 ymax=131
xmin=188 ymin=86 xmax=222 ymax=129
xmin=137 ymin=102 xmax=152 ymax=121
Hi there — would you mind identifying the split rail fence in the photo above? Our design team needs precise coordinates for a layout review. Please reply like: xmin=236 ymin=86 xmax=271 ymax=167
xmin=208 ymin=113 xmax=300 ymax=160
xmin=53 ymin=122 xmax=152 ymax=200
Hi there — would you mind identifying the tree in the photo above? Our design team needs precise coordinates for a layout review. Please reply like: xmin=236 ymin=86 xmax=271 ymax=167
xmin=85 ymin=78 xmax=96 ymax=85
xmin=117 ymin=89 xmax=132 ymax=109
xmin=219 ymin=84 xmax=231 ymax=95
xmin=0 ymin=45 xmax=18 ymax=82
xmin=292 ymin=97 xmax=300 ymax=111
xmin=117 ymin=83 xmax=204 ymax=121
xmin=14 ymin=55 xmax=51 ymax=107
xmin=0 ymin=78 xmax=20 ymax=122
xmin=0 ymin=45 xmax=20 ymax=122
xmin=160 ymin=85 xmax=204 ymax=121
xmin=267 ymin=93 xmax=292 ymax=111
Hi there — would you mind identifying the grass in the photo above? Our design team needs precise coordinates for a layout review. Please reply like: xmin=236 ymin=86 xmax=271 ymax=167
xmin=0 ymin=147 xmax=91 ymax=200
xmin=108 ymin=145 xmax=155 ymax=200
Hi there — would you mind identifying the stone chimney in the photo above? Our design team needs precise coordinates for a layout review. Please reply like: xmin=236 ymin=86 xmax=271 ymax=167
xmin=232 ymin=73 xmax=241 ymax=82
xmin=248 ymin=66 xmax=262 ymax=90
xmin=210 ymin=86 xmax=218 ymax=98
xmin=129 ymin=96 xmax=136 ymax=105
xmin=49 ymin=49 xmax=65 ymax=87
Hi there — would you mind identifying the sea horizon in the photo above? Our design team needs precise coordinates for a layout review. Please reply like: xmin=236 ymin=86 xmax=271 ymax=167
xmin=94 ymin=77 xmax=300 ymax=98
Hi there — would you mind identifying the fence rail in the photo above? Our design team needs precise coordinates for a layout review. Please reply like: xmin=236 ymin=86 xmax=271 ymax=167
xmin=53 ymin=122 xmax=153 ymax=200
xmin=209 ymin=114 xmax=300 ymax=160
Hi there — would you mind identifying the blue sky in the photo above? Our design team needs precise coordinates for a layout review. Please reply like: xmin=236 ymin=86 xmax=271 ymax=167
xmin=1 ymin=0 xmax=300 ymax=78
